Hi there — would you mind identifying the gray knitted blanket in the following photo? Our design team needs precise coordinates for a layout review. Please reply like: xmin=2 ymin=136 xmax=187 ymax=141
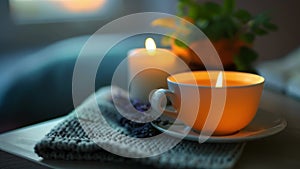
xmin=35 ymin=86 xmax=245 ymax=169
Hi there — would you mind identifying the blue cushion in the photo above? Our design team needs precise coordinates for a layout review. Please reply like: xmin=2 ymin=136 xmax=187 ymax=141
xmin=0 ymin=34 xmax=163 ymax=131
xmin=256 ymin=47 xmax=300 ymax=99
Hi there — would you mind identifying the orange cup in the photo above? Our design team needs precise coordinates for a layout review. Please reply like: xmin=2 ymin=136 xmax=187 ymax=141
xmin=150 ymin=71 xmax=264 ymax=135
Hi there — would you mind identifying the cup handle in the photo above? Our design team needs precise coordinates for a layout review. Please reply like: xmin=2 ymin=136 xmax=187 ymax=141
xmin=150 ymin=89 xmax=178 ymax=119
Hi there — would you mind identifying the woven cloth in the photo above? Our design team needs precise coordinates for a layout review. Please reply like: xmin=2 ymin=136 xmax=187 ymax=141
xmin=35 ymin=86 xmax=245 ymax=169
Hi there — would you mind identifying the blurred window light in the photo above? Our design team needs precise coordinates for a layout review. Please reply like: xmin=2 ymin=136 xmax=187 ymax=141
xmin=59 ymin=0 xmax=106 ymax=12
xmin=9 ymin=0 xmax=122 ymax=24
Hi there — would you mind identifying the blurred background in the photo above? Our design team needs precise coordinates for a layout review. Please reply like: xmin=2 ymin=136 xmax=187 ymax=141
xmin=0 ymin=0 xmax=299 ymax=132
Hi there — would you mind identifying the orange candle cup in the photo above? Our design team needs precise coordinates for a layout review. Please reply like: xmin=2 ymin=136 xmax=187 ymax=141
xmin=150 ymin=71 xmax=265 ymax=136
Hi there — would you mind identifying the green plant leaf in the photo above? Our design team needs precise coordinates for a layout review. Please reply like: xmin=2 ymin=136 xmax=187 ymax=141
xmin=234 ymin=9 xmax=252 ymax=23
xmin=253 ymin=27 xmax=268 ymax=35
xmin=204 ymin=21 xmax=224 ymax=40
xmin=203 ymin=2 xmax=222 ymax=17
xmin=234 ymin=47 xmax=258 ymax=71
xmin=196 ymin=20 xmax=208 ymax=28
xmin=188 ymin=7 xmax=197 ymax=19
xmin=177 ymin=2 xmax=185 ymax=16
xmin=223 ymin=0 xmax=235 ymax=14
xmin=203 ymin=16 xmax=239 ymax=40
xmin=178 ymin=0 xmax=194 ymax=16
xmin=174 ymin=39 xmax=188 ymax=48
xmin=253 ymin=13 xmax=270 ymax=24
xmin=263 ymin=22 xmax=278 ymax=31
xmin=239 ymin=33 xmax=255 ymax=43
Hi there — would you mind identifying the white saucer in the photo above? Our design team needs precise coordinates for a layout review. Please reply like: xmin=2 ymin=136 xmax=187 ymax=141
xmin=151 ymin=109 xmax=287 ymax=143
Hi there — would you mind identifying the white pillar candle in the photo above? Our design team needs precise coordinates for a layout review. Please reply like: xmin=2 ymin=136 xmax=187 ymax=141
xmin=128 ymin=38 xmax=188 ymax=103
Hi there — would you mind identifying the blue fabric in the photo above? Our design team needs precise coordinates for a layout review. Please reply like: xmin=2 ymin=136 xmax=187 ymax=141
xmin=255 ymin=47 xmax=300 ymax=99
xmin=0 ymin=34 xmax=163 ymax=131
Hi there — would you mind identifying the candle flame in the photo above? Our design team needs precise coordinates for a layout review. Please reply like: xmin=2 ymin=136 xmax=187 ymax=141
xmin=215 ymin=71 xmax=223 ymax=88
xmin=145 ymin=38 xmax=156 ymax=51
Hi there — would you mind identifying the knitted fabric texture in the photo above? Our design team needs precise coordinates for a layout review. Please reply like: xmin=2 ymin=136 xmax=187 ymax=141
xmin=35 ymin=86 xmax=245 ymax=169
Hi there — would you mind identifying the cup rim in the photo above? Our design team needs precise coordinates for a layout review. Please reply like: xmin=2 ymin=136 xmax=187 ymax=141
xmin=167 ymin=71 xmax=265 ymax=88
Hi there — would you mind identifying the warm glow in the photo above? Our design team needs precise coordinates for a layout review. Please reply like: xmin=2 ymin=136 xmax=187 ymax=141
xmin=59 ymin=0 xmax=106 ymax=12
xmin=215 ymin=71 xmax=223 ymax=87
xmin=145 ymin=38 xmax=156 ymax=51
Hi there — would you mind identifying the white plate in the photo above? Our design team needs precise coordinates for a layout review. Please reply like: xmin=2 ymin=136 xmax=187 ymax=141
xmin=151 ymin=109 xmax=287 ymax=143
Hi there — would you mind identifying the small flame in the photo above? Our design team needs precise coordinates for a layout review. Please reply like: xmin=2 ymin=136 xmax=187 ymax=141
xmin=145 ymin=38 xmax=156 ymax=51
xmin=215 ymin=71 xmax=223 ymax=88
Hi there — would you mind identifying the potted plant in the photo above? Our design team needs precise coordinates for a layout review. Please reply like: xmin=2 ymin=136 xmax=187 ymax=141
xmin=152 ymin=0 xmax=277 ymax=72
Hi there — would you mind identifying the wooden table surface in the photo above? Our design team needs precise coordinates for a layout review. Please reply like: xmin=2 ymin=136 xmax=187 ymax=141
xmin=0 ymin=89 xmax=299 ymax=169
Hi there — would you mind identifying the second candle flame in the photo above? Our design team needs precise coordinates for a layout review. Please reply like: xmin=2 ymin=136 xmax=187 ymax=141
xmin=215 ymin=71 xmax=223 ymax=88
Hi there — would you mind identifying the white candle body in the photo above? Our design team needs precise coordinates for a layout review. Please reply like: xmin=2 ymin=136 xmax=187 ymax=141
xmin=128 ymin=48 xmax=188 ymax=102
